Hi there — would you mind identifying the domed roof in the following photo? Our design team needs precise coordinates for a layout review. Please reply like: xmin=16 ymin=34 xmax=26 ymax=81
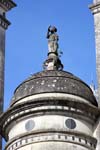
xmin=11 ymin=70 xmax=98 ymax=106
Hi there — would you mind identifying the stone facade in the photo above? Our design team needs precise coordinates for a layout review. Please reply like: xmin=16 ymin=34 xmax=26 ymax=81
xmin=0 ymin=70 xmax=100 ymax=150
xmin=94 ymin=0 xmax=100 ymax=3
xmin=89 ymin=1 xmax=100 ymax=150
xmin=0 ymin=26 xmax=5 ymax=150
xmin=0 ymin=1 xmax=100 ymax=150
xmin=0 ymin=1 xmax=16 ymax=149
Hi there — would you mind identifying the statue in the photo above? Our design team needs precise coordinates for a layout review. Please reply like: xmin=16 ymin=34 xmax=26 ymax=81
xmin=46 ymin=26 xmax=59 ymax=53
xmin=43 ymin=26 xmax=63 ymax=70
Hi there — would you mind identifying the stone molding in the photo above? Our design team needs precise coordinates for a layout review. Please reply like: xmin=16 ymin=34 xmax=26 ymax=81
xmin=11 ymin=93 xmax=91 ymax=107
xmin=0 ymin=14 xmax=10 ymax=29
xmin=0 ymin=99 xmax=99 ymax=140
xmin=0 ymin=0 xmax=16 ymax=11
xmin=5 ymin=130 xmax=97 ymax=150
xmin=89 ymin=3 xmax=100 ymax=14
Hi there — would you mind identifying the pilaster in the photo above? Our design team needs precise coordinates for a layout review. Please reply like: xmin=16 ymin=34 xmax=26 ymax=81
xmin=89 ymin=1 xmax=100 ymax=150
xmin=90 ymin=2 xmax=100 ymax=108
xmin=0 ymin=1 xmax=16 ymax=150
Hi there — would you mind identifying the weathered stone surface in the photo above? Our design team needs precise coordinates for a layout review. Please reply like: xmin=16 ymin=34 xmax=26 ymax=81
xmin=90 ymin=1 xmax=100 ymax=150
xmin=0 ymin=22 xmax=5 ymax=150
xmin=11 ymin=70 xmax=97 ymax=106
xmin=0 ymin=2 xmax=99 ymax=150
xmin=94 ymin=0 xmax=100 ymax=3
xmin=17 ymin=142 xmax=92 ymax=150
xmin=0 ymin=67 xmax=99 ymax=150
xmin=0 ymin=1 xmax=16 ymax=149
xmin=0 ymin=0 xmax=17 ymax=11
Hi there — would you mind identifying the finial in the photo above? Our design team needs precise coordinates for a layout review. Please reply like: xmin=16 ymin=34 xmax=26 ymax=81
xmin=43 ymin=26 xmax=63 ymax=70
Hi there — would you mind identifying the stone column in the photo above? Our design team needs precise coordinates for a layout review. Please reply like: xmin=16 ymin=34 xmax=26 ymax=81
xmin=0 ymin=1 xmax=16 ymax=150
xmin=89 ymin=1 xmax=100 ymax=150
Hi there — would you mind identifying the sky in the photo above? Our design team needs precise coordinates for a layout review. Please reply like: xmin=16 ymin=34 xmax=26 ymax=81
xmin=4 ymin=0 xmax=96 ymax=109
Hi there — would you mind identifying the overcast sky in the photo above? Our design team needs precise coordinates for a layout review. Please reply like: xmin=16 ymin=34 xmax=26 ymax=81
xmin=4 ymin=0 xmax=95 ymax=109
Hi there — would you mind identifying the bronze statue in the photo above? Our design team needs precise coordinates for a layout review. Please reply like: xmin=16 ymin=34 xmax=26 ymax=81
xmin=46 ymin=26 xmax=59 ymax=53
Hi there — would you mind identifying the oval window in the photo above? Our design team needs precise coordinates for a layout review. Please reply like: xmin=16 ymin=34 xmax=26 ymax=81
xmin=65 ymin=118 xmax=76 ymax=129
xmin=25 ymin=120 xmax=35 ymax=131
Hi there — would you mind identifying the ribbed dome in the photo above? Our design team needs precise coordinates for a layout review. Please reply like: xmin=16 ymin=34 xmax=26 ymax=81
xmin=11 ymin=70 xmax=97 ymax=106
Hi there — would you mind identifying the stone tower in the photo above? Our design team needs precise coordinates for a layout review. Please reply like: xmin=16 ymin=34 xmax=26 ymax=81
xmin=89 ymin=0 xmax=100 ymax=150
xmin=0 ymin=1 xmax=16 ymax=149
xmin=0 ymin=24 xmax=100 ymax=150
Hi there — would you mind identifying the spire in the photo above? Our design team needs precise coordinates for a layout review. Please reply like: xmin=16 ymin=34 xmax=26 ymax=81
xmin=43 ymin=26 xmax=63 ymax=70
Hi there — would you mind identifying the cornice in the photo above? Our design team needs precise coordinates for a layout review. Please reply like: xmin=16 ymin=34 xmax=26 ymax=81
xmin=0 ymin=14 xmax=10 ymax=29
xmin=0 ymin=99 xmax=100 ymax=140
xmin=5 ymin=130 xmax=97 ymax=150
xmin=89 ymin=2 xmax=100 ymax=14
xmin=0 ymin=0 xmax=17 ymax=11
